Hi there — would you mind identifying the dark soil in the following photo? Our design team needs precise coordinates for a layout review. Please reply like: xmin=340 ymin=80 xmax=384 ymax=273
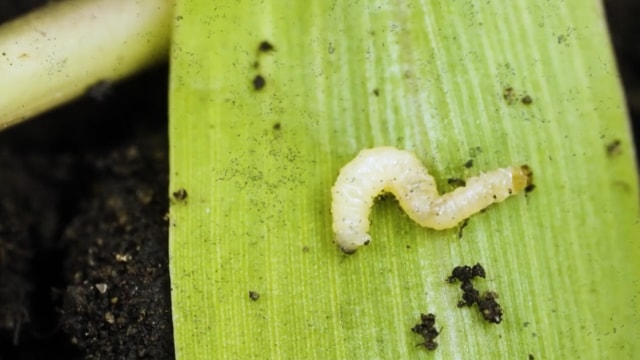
xmin=0 ymin=61 xmax=173 ymax=358
xmin=411 ymin=313 xmax=440 ymax=350
xmin=0 ymin=1 xmax=638 ymax=359
xmin=59 ymin=134 xmax=172 ymax=359
xmin=0 ymin=63 xmax=173 ymax=359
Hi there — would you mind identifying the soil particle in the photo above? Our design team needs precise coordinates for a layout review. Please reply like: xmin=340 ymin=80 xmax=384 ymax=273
xmin=446 ymin=263 xmax=486 ymax=283
xmin=503 ymin=86 xmax=535 ymax=107
xmin=503 ymin=87 xmax=517 ymax=105
xmin=411 ymin=313 xmax=440 ymax=350
xmin=476 ymin=291 xmax=503 ymax=324
xmin=172 ymin=188 xmax=188 ymax=201
xmin=258 ymin=41 xmax=275 ymax=53
xmin=605 ymin=139 xmax=622 ymax=157
xmin=447 ymin=263 xmax=502 ymax=324
xmin=253 ymin=75 xmax=266 ymax=90
xmin=249 ymin=291 xmax=260 ymax=301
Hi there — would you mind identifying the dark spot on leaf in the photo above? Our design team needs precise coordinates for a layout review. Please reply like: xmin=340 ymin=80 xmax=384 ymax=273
xmin=249 ymin=291 xmax=260 ymax=301
xmin=464 ymin=159 xmax=474 ymax=168
xmin=253 ymin=75 xmax=266 ymax=90
xmin=606 ymin=139 xmax=622 ymax=157
xmin=172 ymin=188 xmax=188 ymax=201
xmin=503 ymin=87 xmax=517 ymax=105
xmin=468 ymin=146 xmax=483 ymax=158
xmin=272 ymin=122 xmax=281 ymax=130
xmin=612 ymin=180 xmax=631 ymax=192
xmin=557 ymin=34 xmax=566 ymax=44
xmin=373 ymin=88 xmax=379 ymax=96
xmin=258 ymin=41 xmax=274 ymax=52
xmin=521 ymin=95 xmax=533 ymax=105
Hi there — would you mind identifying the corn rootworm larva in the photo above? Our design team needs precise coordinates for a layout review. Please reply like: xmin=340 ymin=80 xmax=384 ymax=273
xmin=331 ymin=147 xmax=532 ymax=253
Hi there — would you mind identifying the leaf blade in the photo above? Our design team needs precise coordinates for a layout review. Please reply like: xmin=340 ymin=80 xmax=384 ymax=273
xmin=169 ymin=1 xmax=639 ymax=359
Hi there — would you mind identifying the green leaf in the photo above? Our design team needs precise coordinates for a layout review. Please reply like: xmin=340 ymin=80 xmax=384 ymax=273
xmin=169 ymin=1 xmax=639 ymax=359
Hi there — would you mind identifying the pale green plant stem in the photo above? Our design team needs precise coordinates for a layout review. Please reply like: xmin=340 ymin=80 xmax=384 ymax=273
xmin=0 ymin=0 xmax=172 ymax=130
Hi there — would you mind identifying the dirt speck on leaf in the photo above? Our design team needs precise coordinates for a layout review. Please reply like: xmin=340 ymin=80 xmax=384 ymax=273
xmin=253 ymin=75 xmax=266 ymax=90
xmin=172 ymin=188 xmax=188 ymax=201
xmin=258 ymin=41 xmax=275 ymax=52
xmin=447 ymin=263 xmax=502 ymax=324
xmin=411 ymin=313 xmax=440 ymax=350
xmin=503 ymin=87 xmax=517 ymax=105
xmin=606 ymin=139 xmax=622 ymax=157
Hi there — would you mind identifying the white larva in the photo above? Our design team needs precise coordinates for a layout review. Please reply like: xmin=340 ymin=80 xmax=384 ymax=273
xmin=331 ymin=147 xmax=533 ymax=253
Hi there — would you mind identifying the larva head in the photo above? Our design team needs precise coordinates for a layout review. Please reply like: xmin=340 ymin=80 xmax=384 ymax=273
xmin=511 ymin=165 xmax=533 ymax=193
xmin=335 ymin=232 xmax=371 ymax=254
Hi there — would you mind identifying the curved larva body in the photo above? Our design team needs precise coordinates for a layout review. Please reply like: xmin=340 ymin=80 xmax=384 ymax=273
xmin=331 ymin=147 xmax=532 ymax=253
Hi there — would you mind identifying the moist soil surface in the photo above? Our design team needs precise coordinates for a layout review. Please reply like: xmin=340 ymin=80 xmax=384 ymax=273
xmin=0 ymin=1 xmax=639 ymax=359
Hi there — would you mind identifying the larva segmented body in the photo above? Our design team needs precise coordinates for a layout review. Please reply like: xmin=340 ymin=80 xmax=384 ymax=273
xmin=331 ymin=147 xmax=532 ymax=253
